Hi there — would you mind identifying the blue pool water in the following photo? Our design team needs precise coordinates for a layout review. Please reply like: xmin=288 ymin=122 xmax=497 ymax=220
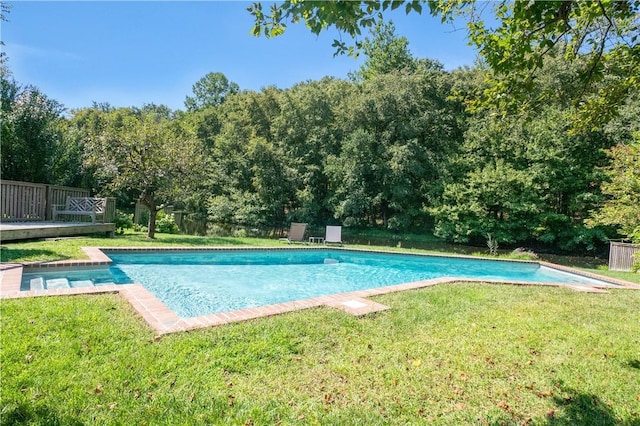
xmin=22 ymin=249 xmax=616 ymax=318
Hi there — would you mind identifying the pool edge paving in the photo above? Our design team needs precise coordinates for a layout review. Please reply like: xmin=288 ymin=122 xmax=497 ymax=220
xmin=2 ymin=246 xmax=639 ymax=335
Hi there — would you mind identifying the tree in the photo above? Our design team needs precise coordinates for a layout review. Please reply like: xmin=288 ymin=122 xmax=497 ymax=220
xmin=329 ymin=71 xmax=463 ymax=229
xmin=249 ymin=0 xmax=640 ymax=129
xmin=184 ymin=72 xmax=240 ymax=112
xmin=590 ymin=93 xmax=640 ymax=242
xmin=326 ymin=128 xmax=385 ymax=226
xmin=206 ymin=87 xmax=295 ymax=227
xmin=50 ymin=118 xmax=92 ymax=188
xmin=0 ymin=2 xmax=11 ymax=65
xmin=271 ymin=78 xmax=350 ymax=224
xmin=349 ymin=20 xmax=417 ymax=81
xmin=588 ymin=136 xmax=640 ymax=242
xmin=430 ymin=93 xmax=615 ymax=250
xmin=430 ymin=160 xmax=540 ymax=245
xmin=83 ymin=107 xmax=204 ymax=238
xmin=0 ymin=73 xmax=65 ymax=183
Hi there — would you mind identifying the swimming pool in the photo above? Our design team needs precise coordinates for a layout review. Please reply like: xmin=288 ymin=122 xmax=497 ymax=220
xmin=21 ymin=248 xmax=618 ymax=318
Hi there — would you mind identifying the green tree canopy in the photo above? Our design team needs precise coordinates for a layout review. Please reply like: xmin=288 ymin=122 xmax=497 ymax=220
xmin=350 ymin=20 xmax=418 ymax=81
xmin=430 ymin=74 xmax=615 ymax=250
xmin=0 ymin=3 xmax=11 ymax=65
xmin=249 ymin=0 xmax=640 ymax=129
xmin=328 ymin=70 xmax=464 ymax=229
xmin=1 ymin=72 xmax=65 ymax=183
xmin=184 ymin=72 xmax=240 ymax=112
xmin=588 ymin=136 xmax=640 ymax=242
xmin=81 ymin=106 xmax=205 ymax=238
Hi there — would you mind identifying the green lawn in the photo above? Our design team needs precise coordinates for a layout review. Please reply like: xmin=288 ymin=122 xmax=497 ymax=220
xmin=1 ymin=233 xmax=640 ymax=424
xmin=2 ymin=285 xmax=639 ymax=425
xmin=0 ymin=232 xmax=277 ymax=264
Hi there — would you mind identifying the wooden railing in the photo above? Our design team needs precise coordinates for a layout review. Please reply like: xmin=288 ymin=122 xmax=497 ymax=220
xmin=0 ymin=180 xmax=116 ymax=223
xmin=609 ymin=241 xmax=640 ymax=272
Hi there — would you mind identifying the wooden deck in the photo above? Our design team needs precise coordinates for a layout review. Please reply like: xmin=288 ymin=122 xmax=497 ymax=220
xmin=0 ymin=221 xmax=115 ymax=242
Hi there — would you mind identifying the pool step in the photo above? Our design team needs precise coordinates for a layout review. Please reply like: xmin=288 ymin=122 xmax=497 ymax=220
xmin=30 ymin=277 xmax=44 ymax=291
xmin=70 ymin=280 xmax=94 ymax=288
xmin=45 ymin=278 xmax=70 ymax=289
xmin=26 ymin=277 xmax=106 ymax=290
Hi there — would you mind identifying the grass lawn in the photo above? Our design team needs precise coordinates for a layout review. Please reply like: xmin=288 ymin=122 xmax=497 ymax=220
xmin=0 ymin=232 xmax=277 ymax=264
xmin=1 ymin=232 xmax=640 ymax=424
xmin=2 ymin=285 xmax=640 ymax=425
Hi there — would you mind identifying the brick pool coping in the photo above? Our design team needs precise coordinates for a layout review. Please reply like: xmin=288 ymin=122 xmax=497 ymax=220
xmin=2 ymin=246 xmax=638 ymax=335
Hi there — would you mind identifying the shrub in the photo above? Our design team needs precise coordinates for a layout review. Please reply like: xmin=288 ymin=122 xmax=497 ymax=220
xmin=510 ymin=247 xmax=539 ymax=261
xmin=233 ymin=228 xmax=247 ymax=238
xmin=486 ymin=233 xmax=499 ymax=256
xmin=114 ymin=211 xmax=134 ymax=234
xmin=133 ymin=224 xmax=148 ymax=233
xmin=208 ymin=223 xmax=232 ymax=237
xmin=156 ymin=212 xmax=179 ymax=234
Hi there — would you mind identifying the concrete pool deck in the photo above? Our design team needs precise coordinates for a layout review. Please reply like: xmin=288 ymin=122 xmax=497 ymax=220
xmin=2 ymin=247 xmax=638 ymax=335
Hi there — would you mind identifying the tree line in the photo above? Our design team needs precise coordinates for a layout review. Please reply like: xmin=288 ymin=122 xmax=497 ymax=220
xmin=1 ymin=20 xmax=638 ymax=250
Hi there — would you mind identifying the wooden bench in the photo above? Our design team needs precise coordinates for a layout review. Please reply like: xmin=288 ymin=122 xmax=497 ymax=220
xmin=53 ymin=197 xmax=107 ymax=223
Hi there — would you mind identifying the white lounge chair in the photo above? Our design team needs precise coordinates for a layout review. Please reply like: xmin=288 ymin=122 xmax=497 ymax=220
xmin=279 ymin=222 xmax=307 ymax=243
xmin=324 ymin=225 xmax=342 ymax=246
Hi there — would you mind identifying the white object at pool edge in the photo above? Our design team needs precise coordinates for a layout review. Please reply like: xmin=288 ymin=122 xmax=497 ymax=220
xmin=341 ymin=299 xmax=368 ymax=309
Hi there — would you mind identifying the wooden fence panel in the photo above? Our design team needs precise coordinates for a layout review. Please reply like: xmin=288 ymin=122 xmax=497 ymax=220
xmin=104 ymin=198 xmax=117 ymax=223
xmin=1 ymin=180 xmax=47 ymax=221
xmin=134 ymin=201 xmax=146 ymax=225
xmin=609 ymin=242 xmax=640 ymax=272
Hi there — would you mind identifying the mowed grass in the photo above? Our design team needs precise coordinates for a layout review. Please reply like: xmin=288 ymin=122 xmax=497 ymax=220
xmin=2 ymin=284 xmax=640 ymax=425
xmin=0 ymin=231 xmax=278 ymax=264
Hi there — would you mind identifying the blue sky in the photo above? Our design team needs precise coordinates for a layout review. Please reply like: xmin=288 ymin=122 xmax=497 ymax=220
xmin=3 ymin=1 xmax=479 ymax=112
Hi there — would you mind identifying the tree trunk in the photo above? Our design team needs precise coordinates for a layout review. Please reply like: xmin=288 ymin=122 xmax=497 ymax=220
xmin=140 ymin=191 xmax=157 ymax=239
xmin=147 ymin=207 xmax=157 ymax=239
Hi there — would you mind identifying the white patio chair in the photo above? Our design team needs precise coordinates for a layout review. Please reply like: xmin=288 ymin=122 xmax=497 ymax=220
xmin=324 ymin=225 xmax=343 ymax=246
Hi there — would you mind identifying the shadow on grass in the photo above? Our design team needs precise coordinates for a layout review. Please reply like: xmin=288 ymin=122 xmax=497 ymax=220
xmin=2 ymin=402 xmax=84 ymax=426
xmin=627 ymin=359 xmax=640 ymax=370
xmin=156 ymin=236 xmax=255 ymax=246
xmin=0 ymin=249 xmax=70 ymax=263
xmin=538 ymin=253 xmax=608 ymax=269
xmin=109 ymin=233 xmax=263 ymax=247
xmin=547 ymin=386 xmax=632 ymax=426
xmin=346 ymin=235 xmax=481 ymax=255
